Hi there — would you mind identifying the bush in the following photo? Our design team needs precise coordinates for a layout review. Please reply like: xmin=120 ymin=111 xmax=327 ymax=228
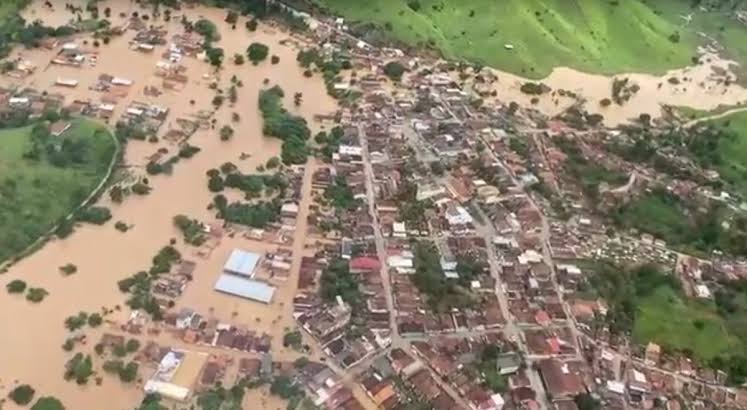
xmin=76 ymin=206 xmax=112 ymax=225
xmin=233 ymin=53 xmax=245 ymax=65
xmin=88 ymin=313 xmax=103 ymax=327
xmin=246 ymin=19 xmax=258 ymax=32
xmin=271 ymin=55 xmax=279 ymax=64
xmin=520 ymin=82 xmax=549 ymax=95
xmin=26 ymin=288 xmax=48 ymax=303
xmin=114 ymin=221 xmax=129 ymax=232
xmin=7 ymin=279 xmax=27 ymax=293
xmin=9 ymin=384 xmax=35 ymax=405
xmin=131 ymin=182 xmax=152 ymax=195
xmin=59 ymin=263 xmax=77 ymax=276
xmin=247 ymin=42 xmax=269 ymax=64
xmin=383 ymin=61 xmax=406 ymax=81
xmin=408 ymin=0 xmax=421 ymax=11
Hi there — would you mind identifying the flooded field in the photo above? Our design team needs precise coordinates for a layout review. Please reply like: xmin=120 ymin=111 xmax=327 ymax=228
xmin=475 ymin=51 xmax=747 ymax=126
xmin=0 ymin=1 xmax=335 ymax=409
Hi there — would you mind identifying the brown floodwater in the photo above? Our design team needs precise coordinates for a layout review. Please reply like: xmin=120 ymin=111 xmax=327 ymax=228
xmin=1 ymin=1 xmax=336 ymax=409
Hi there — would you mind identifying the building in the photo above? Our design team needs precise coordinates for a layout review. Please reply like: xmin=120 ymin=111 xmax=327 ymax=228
xmin=223 ymin=249 xmax=263 ymax=278
xmin=144 ymin=349 xmax=208 ymax=401
xmin=214 ymin=274 xmax=275 ymax=304
xmin=214 ymin=249 xmax=275 ymax=303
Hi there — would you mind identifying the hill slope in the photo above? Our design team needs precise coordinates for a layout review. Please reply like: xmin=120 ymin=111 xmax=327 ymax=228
xmin=315 ymin=0 xmax=740 ymax=78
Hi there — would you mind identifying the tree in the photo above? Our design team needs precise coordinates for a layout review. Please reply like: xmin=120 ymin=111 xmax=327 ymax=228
xmin=219 ymin=125 xmax=234 ymax=141
xmin=208 ymin=176 xmax=225 ymax=192
xmin=9 ymin=384 xmax=35 ymax=405
xmin=109 ymin=185 xmax=124 ymax=203
xmin=266 ymin=157 xmax=281 ymax=169
xmin=119 ymin=361 xmax=138 ymax=382
xmin=245 ymin=19 xmax=258 ymax=32
xmin=31 ymin=396 xmax=65 ymax=410
xmin=26 ymin=288 xmax=48 ymax=303
xmin=64 ymin=353 xmax=93 ymax=384
xmin=283 ymin=330 xmax=303 ymax=349
xmin=383 ymin=61 xmax=406 ymax=81
xmin=126 ymin=338 xmax=141 ymax=353
xmin=7 ymin=279 xmax=27 ymax=294
xmin=574 ymin=393 xmax=601 ymax=410
xmin=205 ymin=46 xmax=224 ymax=67
xmin=225 ymin=10 xmax=238 ymax=25
xmin=88 ymin=313 xmax=103 ymax=327
xmin=247 ymin=42 xmax=269 ymax=64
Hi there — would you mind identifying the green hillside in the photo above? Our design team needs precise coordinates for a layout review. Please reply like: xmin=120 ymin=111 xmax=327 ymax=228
xmin=314 ymin=0 xmax=747 ymax=78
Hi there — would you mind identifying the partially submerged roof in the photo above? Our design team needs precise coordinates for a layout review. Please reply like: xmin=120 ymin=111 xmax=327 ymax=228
xmin=214 ymin=274 xmax=275 ymax=304
xmin=223 ymin=249 xmax=262 ymax=277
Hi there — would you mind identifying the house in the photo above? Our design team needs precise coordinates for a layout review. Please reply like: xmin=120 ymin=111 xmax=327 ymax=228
xmin=496 ymin=352 xmax=521 ymax=375
xmin=537 ymin=359 xmax=585 ymax=400
xmin=49 ymin=121 xmax=71 ymax=137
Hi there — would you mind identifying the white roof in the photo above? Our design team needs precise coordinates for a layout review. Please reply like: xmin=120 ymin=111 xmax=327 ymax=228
xmin=223 ymin=249 xmax=262 ymax=277
xmin=695 ymin=284 xmax=712 ymax=298
xmin=338 ymin=145 xmax=363 ymax=156
xmin=144 ymin=380 xmax=190 ymax=401
xmin=632 ymin=369 xmax=647 ymax=384
xmin=214 ymin=274 xmax=275 ymax=304
xmin=393 ymin=222 xmax=406 ymax=233
xmin=387 ymin=255 xmax=413 ymax=269
xmin=111 ymin=77 xmax=133 ymax=85
xmin=607 ymin=380 xmax=625 ymax=394
xmin=281 ymin=202 xmax=299 ymax=214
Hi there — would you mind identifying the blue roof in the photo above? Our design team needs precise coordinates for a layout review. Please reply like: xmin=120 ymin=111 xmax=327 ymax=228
xmin=223 ymin=249 xmax=261 ymax=277
xmin=214 ymin=274 xmax=275 ymax=304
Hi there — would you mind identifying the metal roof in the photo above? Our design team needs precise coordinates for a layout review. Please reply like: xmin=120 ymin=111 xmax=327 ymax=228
xmin=223 ymin=249 xmax=261 ymax=277
xmin=214 ymin=274 xmax=275 ymax=304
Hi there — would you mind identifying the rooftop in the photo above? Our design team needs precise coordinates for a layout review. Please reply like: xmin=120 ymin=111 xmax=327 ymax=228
xmin=214 ymin=274 xmax=276 ymax=304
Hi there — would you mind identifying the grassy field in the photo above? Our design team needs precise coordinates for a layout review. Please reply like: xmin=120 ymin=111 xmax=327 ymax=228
xmin=633 ymin=286 xmax=740 ymax=360
xmin=0 ymin=119 xmax=115 ymax=263
xmin=316 ymin=0 xmax=704 ymax=78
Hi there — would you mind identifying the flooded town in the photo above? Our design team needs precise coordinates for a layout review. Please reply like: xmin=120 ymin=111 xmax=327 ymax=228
xmin=2 ymin=1 xmax=747 ymax=410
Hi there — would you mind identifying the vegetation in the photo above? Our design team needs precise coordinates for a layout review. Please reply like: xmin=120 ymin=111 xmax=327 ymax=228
xmin=59 ymin=263 xmax=77 ymax=276
xmin=383 ymin=61 xmax=406 ymax=81
xmin=76 ymin=206 xmax=112 ymax=225
xmin=31 ymin=396 xmax=65 ymax=410
xmin=8 ymin=384 xmax=35 ymax=405
xmin=320 ymin=258 xmax=362 ymax=309
xmin=6 ymin=279 xmax=27 ymax=293
xmin=314 ymin=0 xmax=737 ymax=79
xmin=413 ymin=241 xmax=474 ymax=311
xmin=25 ymin=287 xmax=48 ymax=303
xmin=247 ymin=42 xmax=269 ymax=64
xmin=173 ymin=215 xmax=207 ymax=246
xmin=0 ymin=119 xmax=115 ymax=263
xmin=324 ymin=176 xmax=360 ymax=211
xmin=314 ymin=126 xmax=345 ymax=161
xmin=283 ymin=329 xmax=304 ymax=350
xmin=64 ymin=353 xmax=94 ymax=384
xmin=258 ymin=86 xmax=311 ymax=164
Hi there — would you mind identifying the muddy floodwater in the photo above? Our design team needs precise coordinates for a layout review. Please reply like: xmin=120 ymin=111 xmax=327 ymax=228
xmin=0 ymin=1 xmax=335 ymax=409
xmin=455 ymin=52 xmax=747 ymax=126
